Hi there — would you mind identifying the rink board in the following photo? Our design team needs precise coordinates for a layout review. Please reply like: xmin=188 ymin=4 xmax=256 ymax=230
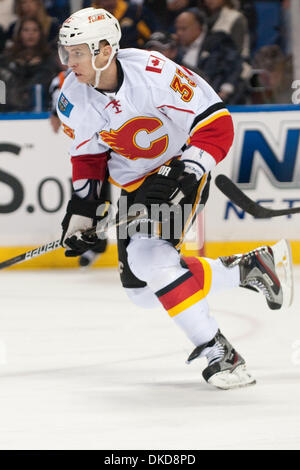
xmin=0 ymin=106 xmax=300 ymax=268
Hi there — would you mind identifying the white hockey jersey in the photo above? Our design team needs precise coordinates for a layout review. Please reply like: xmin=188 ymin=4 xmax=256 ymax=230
xmin=57 ymin=48 xmax=233 ymax=191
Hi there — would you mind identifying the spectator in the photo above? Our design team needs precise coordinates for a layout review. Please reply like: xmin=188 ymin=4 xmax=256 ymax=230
xmin=6 ymin=0 xmax=60 ymax=47
xmin=44 ymin=0 xmax=71 ymax=25
xmin=175 ymin=8 xmax=247 ymax=104
xmin=144 ymin=0 xmax=198 ymax=31
xmin=199 ymin=0 xmax=250 ymax=59
xmin=0 ymin=17 xmax=61 ymax=112
xmin=144 ymin=31 xmax=178 ymax=60
xmin=251 ymin=44 xmax=293 ymax=104
xmin=83 ymin=0 xmax=157 ymax=47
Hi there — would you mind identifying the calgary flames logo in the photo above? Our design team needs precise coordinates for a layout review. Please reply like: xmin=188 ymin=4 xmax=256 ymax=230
xmin=100 ymin=117 xmax=168 ymax=160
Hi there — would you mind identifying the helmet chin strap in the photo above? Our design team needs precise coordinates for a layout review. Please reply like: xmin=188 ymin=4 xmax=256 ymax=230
xmin=91 ymin=52 xmax=114 ymax=88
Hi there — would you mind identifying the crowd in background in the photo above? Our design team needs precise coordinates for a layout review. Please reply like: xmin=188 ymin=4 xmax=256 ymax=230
xmin=0 ymin=0 xmax=295 ymax=112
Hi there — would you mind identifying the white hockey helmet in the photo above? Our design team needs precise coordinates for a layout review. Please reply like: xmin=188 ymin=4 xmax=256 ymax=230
xmin=58 ymin=8 xmax=121 ymax=85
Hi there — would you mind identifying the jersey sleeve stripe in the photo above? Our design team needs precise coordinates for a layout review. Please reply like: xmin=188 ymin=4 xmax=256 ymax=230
xmin=190 ymin=110 xmax=231 ymax=135
xmin=157 ymin=105 xmax=196 ymax=114
xmin=76 ymin=138 xmax=92 ymax=150
xmin=189 ymin=102 xmax=227 ymax=133
xmin=188 ymin=114 xmax=234 ymax=164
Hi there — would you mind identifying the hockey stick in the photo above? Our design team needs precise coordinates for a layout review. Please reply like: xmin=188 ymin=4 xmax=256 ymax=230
xmin=215 ymin=174 xmax=300 ymax=218
xmin=0 ymin=211 xmax=146 ymax=271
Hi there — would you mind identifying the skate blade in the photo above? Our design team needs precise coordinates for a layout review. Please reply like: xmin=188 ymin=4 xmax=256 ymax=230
xmin=271 ymin=239 xmax=294 ymax=308
xmin=207 ymin=365 xmax=256 ymax=390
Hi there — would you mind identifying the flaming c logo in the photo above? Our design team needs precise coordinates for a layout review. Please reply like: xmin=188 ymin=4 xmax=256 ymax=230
xmin=100 ymin=117 xmax=168 ymax=160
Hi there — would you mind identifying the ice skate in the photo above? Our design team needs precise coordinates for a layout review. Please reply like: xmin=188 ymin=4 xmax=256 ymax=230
xmin=219 ymin=239 xmax=293 ymax=310
xmin=187 ymin=331 xmax=256 ymax=390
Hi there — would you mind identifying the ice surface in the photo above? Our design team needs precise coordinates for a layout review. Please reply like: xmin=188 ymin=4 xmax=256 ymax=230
xmin=0 ymin=267 xmax=299 ymax=450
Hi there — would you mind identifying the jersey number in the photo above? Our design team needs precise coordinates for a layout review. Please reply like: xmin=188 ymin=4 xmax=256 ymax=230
xmin=170 ymin=68 xmax=196 ymax=102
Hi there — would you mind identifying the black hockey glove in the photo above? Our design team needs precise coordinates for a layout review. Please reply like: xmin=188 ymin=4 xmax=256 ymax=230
xmin=144 ymin=159 xmax=198 ymax=207
xmin=61 ymin=194 xmax=110 ymax=257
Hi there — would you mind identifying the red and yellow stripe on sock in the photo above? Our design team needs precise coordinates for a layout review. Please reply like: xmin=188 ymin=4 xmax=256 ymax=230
xmin=155 ymin=257 xmax=212 ymax=317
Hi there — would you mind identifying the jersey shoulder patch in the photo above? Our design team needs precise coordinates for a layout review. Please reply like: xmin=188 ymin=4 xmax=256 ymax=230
xmin=57 ymin=92 xmax=74 ymax=117
xmin=145 ymin=54 xmax=166 ymax=74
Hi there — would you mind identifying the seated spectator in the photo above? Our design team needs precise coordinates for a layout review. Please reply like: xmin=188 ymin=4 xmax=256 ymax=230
xmin=251 ymin=44 xmax=293 ymax=104
xmin=175 ymin=8 xmax=248 ymax=104
xmin=6 ymin=0 xmax=60 ymax=47
xmin=43 ymin=0 xmax=71 ymax=25
xmin=199 ymin=0 xmax=250 ymax=59
xmin=144 ymin=31 xmax=178 ymax=60
xmin=144 ymin=0 xmax=198 ymax=31
xmin=83 ymin=0 xmax=157 ymax=47
xmin=0 ymin=17 xmax=61 ymax=112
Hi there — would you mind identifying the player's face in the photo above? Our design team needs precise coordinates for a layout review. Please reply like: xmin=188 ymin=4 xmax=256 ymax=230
xmin=64 ymin=44 xmax=96 ymax=84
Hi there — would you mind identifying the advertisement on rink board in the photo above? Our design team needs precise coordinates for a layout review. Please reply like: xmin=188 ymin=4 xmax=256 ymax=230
xmin=205 ymin=106 xmax=300 ymax=246
xmin=0 ymin=115 xmax=72 ymax=246
xmin=0 ymin=106 xmax=300 ymax=260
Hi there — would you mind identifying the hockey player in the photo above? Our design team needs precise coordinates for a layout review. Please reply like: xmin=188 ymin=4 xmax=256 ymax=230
xmin=57 ymin=7 xmax=292 ymax=389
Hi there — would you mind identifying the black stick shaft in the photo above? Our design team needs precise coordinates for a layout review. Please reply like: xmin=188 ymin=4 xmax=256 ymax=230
xmin=215 ymin=174 xmax=300 ymax=218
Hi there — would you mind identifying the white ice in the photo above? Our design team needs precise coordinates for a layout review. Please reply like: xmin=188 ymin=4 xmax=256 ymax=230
xmin=0 ymin=266 xmax=299 ymax=450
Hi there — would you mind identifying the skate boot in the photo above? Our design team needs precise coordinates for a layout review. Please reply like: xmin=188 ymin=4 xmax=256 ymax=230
xmin=220 ymin=245 xmax=283 ymax=310
xmin=187 ymin=330 xmax=256 ymax=390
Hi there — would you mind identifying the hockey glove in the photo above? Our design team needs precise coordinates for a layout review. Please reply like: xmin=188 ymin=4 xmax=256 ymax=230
xmin=61 ymin=194 xmax=110 ymax=257
xmin=144 ymin=159 xmax=198 ymax=207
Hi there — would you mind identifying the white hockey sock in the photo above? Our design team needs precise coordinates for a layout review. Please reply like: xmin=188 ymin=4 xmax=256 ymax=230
xmin=172 ymin=297 xmax=219 ymax=346
xmin=203 ymin=257 xmax=240 ymax=297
